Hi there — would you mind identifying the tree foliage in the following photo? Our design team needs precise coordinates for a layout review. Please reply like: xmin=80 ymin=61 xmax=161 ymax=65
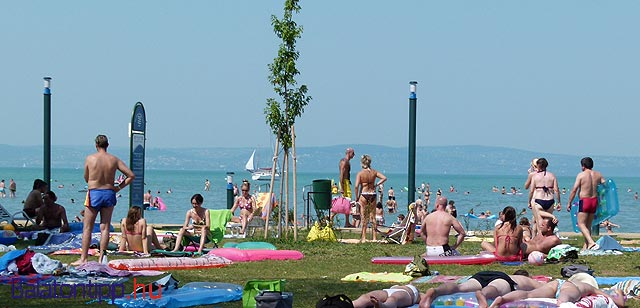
xmin=265 ymin=0 xmax=311 ymax=151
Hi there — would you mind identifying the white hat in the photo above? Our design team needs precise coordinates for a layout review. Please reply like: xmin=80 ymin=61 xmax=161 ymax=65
xmin=568 ymin=272 xmax=598 ymax=289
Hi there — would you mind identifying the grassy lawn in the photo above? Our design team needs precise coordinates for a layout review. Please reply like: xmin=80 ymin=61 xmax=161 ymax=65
xmin=1 ymin=229 xmax=639 ymax=307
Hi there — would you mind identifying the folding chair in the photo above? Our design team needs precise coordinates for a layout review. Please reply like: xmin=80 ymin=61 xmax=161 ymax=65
xmin=379 ymin=203 xmax=416 ymax=244
xmin=180 ymin=209 xmax=232 ymax=251
xmin=0 ymin=203 xmax=36 ymax=229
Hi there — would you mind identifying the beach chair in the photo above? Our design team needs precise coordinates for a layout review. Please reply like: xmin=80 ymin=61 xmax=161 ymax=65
xmin=379 ymin=204 xmax=416 ymax=244
xmin=180 ymin=209 xmax=232 ymax=251
xmin=0 ymin=203 xmax=36 ymax=229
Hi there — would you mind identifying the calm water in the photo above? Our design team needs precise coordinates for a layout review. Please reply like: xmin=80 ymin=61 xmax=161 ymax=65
xmin=1 ymin=167 xmax=639 ymax=233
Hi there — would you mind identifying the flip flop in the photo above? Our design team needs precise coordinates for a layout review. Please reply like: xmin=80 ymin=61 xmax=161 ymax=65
xmin=588 ymin=244 xmax=600 ymax=250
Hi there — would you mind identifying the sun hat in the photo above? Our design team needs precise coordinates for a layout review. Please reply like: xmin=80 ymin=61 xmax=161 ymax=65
xmin=568 ymin=272 xmax=599 ymax=289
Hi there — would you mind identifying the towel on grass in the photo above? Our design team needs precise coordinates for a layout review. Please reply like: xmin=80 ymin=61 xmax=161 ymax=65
xmin=412 ymin=275 xmax=470 ymax=284
xmin=70 ymin=261 xmax=164 ymax=277
xmin=341 ymin=272 xmax=413 ymax=283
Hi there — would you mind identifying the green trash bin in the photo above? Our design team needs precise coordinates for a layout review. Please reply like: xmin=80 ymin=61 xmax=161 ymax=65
xmin=312 ymin=179 xmax=332 ymax=210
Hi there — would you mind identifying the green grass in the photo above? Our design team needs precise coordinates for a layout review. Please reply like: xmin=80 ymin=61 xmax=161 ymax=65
xmin=1 ymin=230 xmax=639 ymax=307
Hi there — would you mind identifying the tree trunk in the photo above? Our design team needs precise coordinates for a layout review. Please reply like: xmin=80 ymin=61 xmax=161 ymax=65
xmin=264 ymin=139 xmax=280 ymax=239
xmin=291 ymin=125 xmax=298 ymax=240
xmin=284 ymin=151 xmax=289 ymax=237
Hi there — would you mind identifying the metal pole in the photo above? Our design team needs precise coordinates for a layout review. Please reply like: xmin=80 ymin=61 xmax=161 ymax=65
xmin=408 ymin=81 xmax=418 ymax=207
xmin=226 ymin=172 xmax=234 ymax=209
xmin=43 ymin=77 xmax=52 ymax=187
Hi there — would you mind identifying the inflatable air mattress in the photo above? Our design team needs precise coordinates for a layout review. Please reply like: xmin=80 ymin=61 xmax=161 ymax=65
xmin=570 ymin=179 xmax=619 ymax=233
xmin=372 ymin=254 xmax=497 ymax=265
xmin=207 ymin=248 xmax=303 ymax=262
xmin=109 ymin=255 xmax=232 ymax=271
xmin=113 ymin=282 xmax=242 ymax=308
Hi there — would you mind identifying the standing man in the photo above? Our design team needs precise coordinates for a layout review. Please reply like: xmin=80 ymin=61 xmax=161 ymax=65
xmin=337 ymin=147 xmax=355 ymax=227
xmin=567 ymin=157 xmax=604 ymax=250
xmin=73 ymin=135 xmax=135 ymax=265
xmin=9 ymin=179 xmax=16 ymax=198
xmin=421 ymin=196 xmax=466 ymax=256
xmin=143 ymin=190 xmax=152 ymax=209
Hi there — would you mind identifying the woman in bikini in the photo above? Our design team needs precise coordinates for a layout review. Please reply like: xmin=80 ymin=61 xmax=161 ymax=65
xmin=352 ymin=284 xmax=421 ymax=308
xmin=171 ymin=193 xmax=210 ymax=254
xmin=118 ymin=206 xmax=164 ymax=254
xmin=354 ymin=154 xmax=387 ymax=242
xmin=231 ymin=180 xmax=255 ymax=235
xmin=528 ymin=158 xmax=561 ymax=236
xmin=481 ymin=206 xmax=524 ymax=261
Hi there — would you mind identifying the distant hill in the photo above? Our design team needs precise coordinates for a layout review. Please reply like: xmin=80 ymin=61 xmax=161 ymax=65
xmin=0 ymin=144 xmax=639 ymax=177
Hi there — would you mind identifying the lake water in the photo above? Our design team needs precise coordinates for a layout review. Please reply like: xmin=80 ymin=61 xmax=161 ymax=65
xmin=1 ymin=167 xmax=638 ymax=233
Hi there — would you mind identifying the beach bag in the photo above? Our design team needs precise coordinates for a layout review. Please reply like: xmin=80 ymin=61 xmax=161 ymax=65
xmin=561 ymin=264 xmax=594 ymax=278
xmin=243 ymin=279 xmax=285 ymax=308
xmin=255 ymin=290 xmax=293 ymax=308
xmin=316 ymin=294 xmax=354 ymax=308
xmin=162 ymin=232 xmax=178 ymax=251
xmin=404 ymin=255 xmax=431 ymax=277
xmin=307 ymin=222 xmax=337 ymax=242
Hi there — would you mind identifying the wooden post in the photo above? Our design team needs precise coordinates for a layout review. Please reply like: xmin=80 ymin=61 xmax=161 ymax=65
xmin=291 ymin=125 xmax=298 ymax=240
xmin=264 ymin=139 xmax=280 ymax=239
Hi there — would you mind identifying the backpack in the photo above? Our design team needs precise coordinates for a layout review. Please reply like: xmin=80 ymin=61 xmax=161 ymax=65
xmin=316 ymin=294 xmax=354 ymax=308
xmin=561 ymin=264 xmax=594 ymax=278
xmin=404 ymin=255 xmax=431 ymax=277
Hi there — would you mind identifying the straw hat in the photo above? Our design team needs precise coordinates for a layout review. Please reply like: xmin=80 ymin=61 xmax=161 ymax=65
xmin=568 ymin=272 xmax=598 ymax=289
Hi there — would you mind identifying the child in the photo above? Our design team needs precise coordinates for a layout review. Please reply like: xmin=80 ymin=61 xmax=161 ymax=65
xmin=375 ymin=202 xmax=385 ymax=226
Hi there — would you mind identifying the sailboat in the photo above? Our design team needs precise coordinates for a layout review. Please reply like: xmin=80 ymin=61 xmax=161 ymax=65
xmin=245 ymin=150 xmax=280 ymax=181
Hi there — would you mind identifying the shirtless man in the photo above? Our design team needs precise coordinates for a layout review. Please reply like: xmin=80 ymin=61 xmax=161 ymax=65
xmin=420 ymin=270 xmax=542 ymax=308
xmin=522 ymin=216 xmax=562 ymax=256
xmin=143 ymin=190 xmax=152 ymax=209
xmin=36 ymin=191 xmax=70 ymax=232
xmin=354 ymin=154 xmax=387 ymax=242
xmin=23 ymin=179 xmax=48 ymax=218
xmin=332 ymin=147 xmax=355 ymax=227
xmin=421 ymin=196 xmax=466 ymax=257
xmin=74 ymin=135 xmax=135 ymax=265
xmin=567 ymin=157 xmax=605 ymax=250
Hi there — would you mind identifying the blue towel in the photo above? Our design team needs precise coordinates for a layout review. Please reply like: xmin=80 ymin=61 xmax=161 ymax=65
xmin=595 ymin=277 xmax=640 ymax=285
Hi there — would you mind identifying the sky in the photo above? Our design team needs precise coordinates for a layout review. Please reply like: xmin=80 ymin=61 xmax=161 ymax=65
xmin=2 ymin=1 xmax=639 ymax=157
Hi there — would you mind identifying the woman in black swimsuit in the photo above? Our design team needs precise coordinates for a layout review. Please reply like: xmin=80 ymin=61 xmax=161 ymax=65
xmin=355 ymin=154 xmax=387 ymax=242
xmin=528 ymin=158 xmax=561 ymax=236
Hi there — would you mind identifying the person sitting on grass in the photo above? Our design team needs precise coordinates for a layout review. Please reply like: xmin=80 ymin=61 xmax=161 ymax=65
xmin=353 ymin=284 xmax=421 ymax=308
xmin=171 ymin=193 xmax=210 ymax=254
xmin=519 ymin=217 xmax=532 ymax=242
xmin=481 ymin=206 xmax=524 ymax=261
xmin=118 ymin=206 xmax=165 ymax=254
xmin=488 ymin=273 xmax=626 ymax=308
xmin=36 ymin=191 xmax=70 ymax=232
xmin=419 ymin=270 xmax=542 ymax=308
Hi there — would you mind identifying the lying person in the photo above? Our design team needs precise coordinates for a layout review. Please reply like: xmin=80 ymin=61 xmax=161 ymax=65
xmin=118 ymin=206 xmax=164 ymax=254
xmin=419 ymin=270 xmax=542 ymax=308
xmin=353 ymin=284 xmax=421 ymax=308
xmin=488 ymin=273 xmax=626 ymax=308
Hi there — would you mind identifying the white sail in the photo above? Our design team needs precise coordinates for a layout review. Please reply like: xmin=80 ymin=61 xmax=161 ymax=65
xmin=245 ymin=150 xmax=256 ymax=172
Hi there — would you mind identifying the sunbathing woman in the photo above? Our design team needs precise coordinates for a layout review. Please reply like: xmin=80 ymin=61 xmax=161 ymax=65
xmin=488 ymin=273 xmax=626 ymax=308
xmin=171 ymin=193 xmax=210 ymax=254
xmin=231 ymin=180 xmax=255 ymax=235
xmin=354 ymin=154 xmax=387 ymax=242
xmin=481 ymin=206 xmax=523 ymax=261
xmin=353 ymin=284 xmax=421 ymax=308
xmin=528 ymin=158 xmax=561 ymax=236
xmin=118 ymin=206 xmax=164 ymax=254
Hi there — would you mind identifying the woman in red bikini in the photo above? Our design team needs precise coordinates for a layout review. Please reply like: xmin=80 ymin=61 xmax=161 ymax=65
xmin=118 ymin=206 xmax=164 ymax=253
xmin=481 ymin=206 xmax=523 ymax=261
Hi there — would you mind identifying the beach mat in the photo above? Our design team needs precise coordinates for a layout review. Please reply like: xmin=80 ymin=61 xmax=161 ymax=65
xmin=595 ymin=277 xmax=640 ymax=285
xmin=412 ymin=275 xmax=470 ymax=284
xmin=372 ymin=254 xmax=496 ymax=265
xmin=341 ymin=272 xmax=413 ymax=283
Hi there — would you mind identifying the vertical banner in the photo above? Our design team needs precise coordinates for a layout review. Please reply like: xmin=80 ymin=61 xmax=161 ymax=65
xmin=129 ymin=102 xmax=146 ymax=209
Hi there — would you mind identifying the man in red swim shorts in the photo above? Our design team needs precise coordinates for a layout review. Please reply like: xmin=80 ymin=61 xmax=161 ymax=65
xmin=567 ymin=157 xmax=604 ymax=250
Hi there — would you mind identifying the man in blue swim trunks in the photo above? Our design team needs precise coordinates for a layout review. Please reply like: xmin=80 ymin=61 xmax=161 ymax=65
xmin=73 ymin=135 xmax=135 ymax=266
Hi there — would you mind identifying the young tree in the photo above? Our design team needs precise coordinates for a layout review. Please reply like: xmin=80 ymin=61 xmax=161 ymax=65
xmin=264 ymin=0 xmax=311 ymax=240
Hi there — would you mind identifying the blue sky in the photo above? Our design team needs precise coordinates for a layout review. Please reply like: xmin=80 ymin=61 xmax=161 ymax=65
xmin=2 ymin=1 xmax=639 ymax=156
